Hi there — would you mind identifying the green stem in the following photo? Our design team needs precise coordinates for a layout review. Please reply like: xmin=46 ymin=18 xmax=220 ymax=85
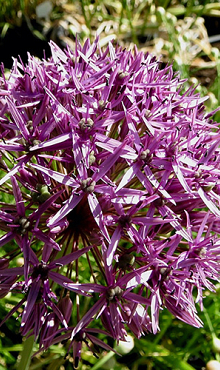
xmin=203 ymin=306 xmax=215 ymax=338
xmin=91 ymin=351 xmax=115 ymax=370
xmin=17 ymin=335 xmax=35 ymax=370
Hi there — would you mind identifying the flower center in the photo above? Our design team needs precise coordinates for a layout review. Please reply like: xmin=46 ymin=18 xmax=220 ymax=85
xmin=107 ymin=286 xmax=123 ymax=302
xmin=32 ymin=262 xmax=49 ymax=281
xmin=78 ymin=118 xmax=94 ymax=131
xmin=118 ymin=215 xmax=130 ymax=228
xmin=80 ymin=178 xmax=96 ymax=193
xmin=118 ymin=253 xmax=135 ymax=270
xmin=65 ymin=196 xmax=98 ymax=243
xmin=17 ymin=217 xmax=30 ymax=235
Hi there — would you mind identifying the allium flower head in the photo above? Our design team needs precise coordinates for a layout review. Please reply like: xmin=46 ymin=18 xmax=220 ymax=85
xmin=0 ymin=37 xmax=220 ymax=364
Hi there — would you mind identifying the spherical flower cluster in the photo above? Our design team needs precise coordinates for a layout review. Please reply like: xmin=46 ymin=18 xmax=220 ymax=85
xmin=0 ymin=38 xmax=220 ymax=365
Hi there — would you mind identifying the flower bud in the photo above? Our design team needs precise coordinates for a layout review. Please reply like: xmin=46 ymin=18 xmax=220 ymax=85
xmin=212 ymin=337 xmax=220 ymax=353
xmin=58 ymin=295 xmax=73 ymax=324
xmin=115 ymin=335 xmax=134 ymax=355
xmin=206 ymin=360 xmax=220 ymax=370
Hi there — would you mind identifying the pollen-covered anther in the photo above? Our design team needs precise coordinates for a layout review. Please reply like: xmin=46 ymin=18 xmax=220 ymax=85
xmin=107 ymin=286 xmax=123 ymax=302
xmin=80 ymin=178 xmax=96 ymax=193
xmin=89 ymin=151 xmax=96 ymax=166
xmin=20 ymin=137 xmax=40 ymax=151
xmin=18 ymin=217 xmax=30 ymax=235
xmin=144 ymin=109 xmax=151 ymax=118
xmin=98 ymin=100 xmax=106 ymax=109
xmin=26 ymin=120 xmax=33 ymax=132
xmin=32 ymin=139 xmax=41 ymax=146
xmin=118 ymin=71 xmax=129 ymax=79
xmin=198 ymin=247 xmax=206 ymax=258
xmin=160 ymin=267 xmax=172 ymax=281
xmin=140 ymin=149 xmax=152 ymax=161
xmin=195 ymin=170 xmax=202 ymax=178
xmin=78 ymin=118 xmax=94 ymax=131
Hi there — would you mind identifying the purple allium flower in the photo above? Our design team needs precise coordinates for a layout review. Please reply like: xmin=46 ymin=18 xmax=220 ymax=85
xmin=0 ymin=37 xmax=220 ymax=364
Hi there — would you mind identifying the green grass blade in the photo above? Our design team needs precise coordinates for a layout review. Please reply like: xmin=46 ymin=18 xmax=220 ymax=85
xmin=17 ymin=335 xmax=35 ymax=370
